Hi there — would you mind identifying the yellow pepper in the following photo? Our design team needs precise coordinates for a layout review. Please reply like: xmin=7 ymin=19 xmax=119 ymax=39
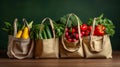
xmin=21 ymin=27 xmax=29 ymax=39
xmin=16 ymin=30 xmax=22 ymax=38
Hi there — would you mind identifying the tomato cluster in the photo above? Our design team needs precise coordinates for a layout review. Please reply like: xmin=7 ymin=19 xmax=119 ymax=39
xmin=80 ymin=24 xmax=92 ymax=37
xmin=65 ymin=24 xmax=106 ymax=42
xmin=80 ymin=24 xmax=106 ymax=36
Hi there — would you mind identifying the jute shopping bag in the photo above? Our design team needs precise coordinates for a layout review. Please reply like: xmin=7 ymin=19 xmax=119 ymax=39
xmin=7 ymin=18 xmax=34 ymax=59
xmin=35 ymin=18 xmax=59 ymax=58
xmin=82 ymin=18 xmax=112 ymax=59
xmin=59 ymin=13 xmax=84 ymax=58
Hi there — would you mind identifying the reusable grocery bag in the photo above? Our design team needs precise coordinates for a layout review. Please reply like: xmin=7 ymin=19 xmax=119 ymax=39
xmin=7 ymin=18 xmax=34 ymax=59
xmin=34 ymin=18 xmax=59 ymax=58
xmin=59 ymin=13 xmax=84 ymax=58
xmin=82 ymin=18 xmax=112 ymax=59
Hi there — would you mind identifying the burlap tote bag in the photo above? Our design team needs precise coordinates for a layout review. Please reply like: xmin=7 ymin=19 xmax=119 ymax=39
xmin=82 ymin=18 xmax=112 ymax=59
xmin=7 ymin=18 xmax=34 ymax=59
xmin=35 ymin=18 xmax=59 ymax=58
xmin=59 ymin=13 xmax=84 ymax=58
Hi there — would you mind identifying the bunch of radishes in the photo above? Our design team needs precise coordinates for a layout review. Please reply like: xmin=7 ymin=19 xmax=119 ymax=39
xmin=65 ymin=26 xmax=79 ymax=42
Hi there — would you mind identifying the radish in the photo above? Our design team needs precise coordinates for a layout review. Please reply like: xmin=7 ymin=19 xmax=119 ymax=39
xmin=72 ymin=27 xmax=76 ymax=34
xmin=65 ymin=32 xmax=69 ymax=37
xmin=65 ymin=28 xmax=69 ymax=32
xmin=72 ymin=38 xmax=77 ymax=42
xmin=75 ymin=33 xmax=79 ymax=40
xmin=67 ymin=38 xmax=72 ymax=42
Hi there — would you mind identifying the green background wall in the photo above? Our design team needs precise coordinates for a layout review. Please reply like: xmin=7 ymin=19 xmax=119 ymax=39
xmin=0 ymin=0 xmax=120 ymax=50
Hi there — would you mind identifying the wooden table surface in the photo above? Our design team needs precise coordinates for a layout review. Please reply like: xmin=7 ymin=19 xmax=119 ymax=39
xmin=0 ymin=52 xmax=120 ymax=67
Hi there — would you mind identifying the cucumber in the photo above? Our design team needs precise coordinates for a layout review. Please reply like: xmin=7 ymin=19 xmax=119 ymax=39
xmin=42 ymin=30 xmax=47 ymax=39
xmin=45 ymin=26 xmax=53 ymax=39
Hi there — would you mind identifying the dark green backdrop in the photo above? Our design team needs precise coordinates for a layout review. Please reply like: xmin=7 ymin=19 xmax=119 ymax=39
xmin=0 ymin=0 xmax=120 ymax=50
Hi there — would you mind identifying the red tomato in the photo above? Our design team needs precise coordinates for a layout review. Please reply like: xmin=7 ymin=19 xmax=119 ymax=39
xmin=81 ymin=31 xmax=85 ymax=36
xmin=98 ymin=30 xmax=105 ymax=36
xmin=88 ymin=26 xmax=92 ymax=31
xmin=80 ymin=33 xmax=83 ymax=37
xmin=94 ymin=30 xmax=98 ymax=35
xmin=80 ymin=24 xmax=88 ymax=31
xmin=85 ymin=30 xmax=90 ymax=36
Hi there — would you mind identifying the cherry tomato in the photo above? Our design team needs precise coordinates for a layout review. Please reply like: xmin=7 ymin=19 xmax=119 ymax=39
xmin=80 ymin=24 xmax=88 ymax=31
xmin=85 ymin=30 xmax=90 ymax=36
xmin=88 ymin=26 xmax=92 ymax=31
xmin=81 ymin=31 xmax=85 ymax=36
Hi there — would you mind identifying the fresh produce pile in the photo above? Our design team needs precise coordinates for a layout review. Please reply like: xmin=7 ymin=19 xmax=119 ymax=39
xmin=55 ymin=14 xmax=83 ymax=42
xmin=54 ymin=13 xmax=83 ymax=38
xmin=1 ymin=19 xmax=33 ymax=39
xmin=58 ymin=14 xmax=115 ymax=42
xmin=65 ymin=26 xmax=79 ymax=42
xmin=88 ymin=14 xmax=115 ymax=36
xmin=80 ymin=24 xmax=92 ymax=37
xmin=30 ymin=22 xmax=54 ymax=40
xmin=0 ymin=13 xmax=115 ymax=41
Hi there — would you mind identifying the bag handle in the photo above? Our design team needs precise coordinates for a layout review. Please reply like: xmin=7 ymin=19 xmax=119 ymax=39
xmin=62 ymin=13 xmax=82 ymax=52
xmin=13 ymin=18 xmax=30 ymax=37
xmin=13 ymin=18 xmax=18 ymax=37
xmin=41 ymin=17 xmax=55 ymax=38
xmin=22 ymin=18 xmax=30 ymax=30
xmin=10 ymin=39 xmax=34 ymax=59
xmin=90 ymin=18 xmax=105 ymax=52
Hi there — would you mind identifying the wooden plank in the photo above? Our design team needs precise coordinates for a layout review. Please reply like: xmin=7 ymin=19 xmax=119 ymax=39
xmin=0 ymin=51 xmax=120 ymax=67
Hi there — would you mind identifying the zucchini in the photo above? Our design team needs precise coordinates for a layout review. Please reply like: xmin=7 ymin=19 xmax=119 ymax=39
xmin=45 ymin=26 xmax=52 ymax=39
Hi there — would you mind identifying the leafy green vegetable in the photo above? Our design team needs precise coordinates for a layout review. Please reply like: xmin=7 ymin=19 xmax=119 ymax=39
xmin=54 ymin=13 xmax=83 ymax=38
xmin=30 ymin=24 xmax=45 ymax=39
xmin=30 ymin=22 xmax=54 ymax=39
xmin=1 ymin=22 xmax=14 ymax=35
xmin=57 ymin=13 xmax=82 ymax=27
xmin=54 ymin=23 xmax=64 ymax=38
